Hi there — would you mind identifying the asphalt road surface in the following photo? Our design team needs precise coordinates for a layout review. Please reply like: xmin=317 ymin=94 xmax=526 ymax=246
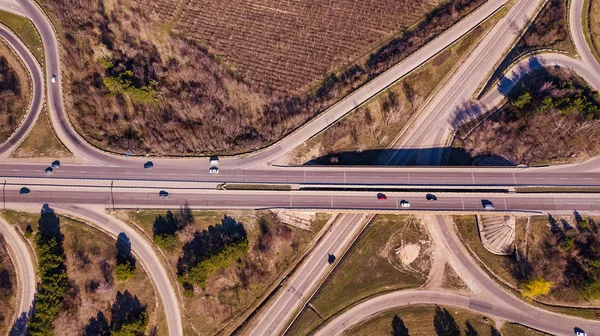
xmin=379 ymin=0 xmax=545 ymax=166
xmin=0 ymin=217 xmax=35 ymax=335
xmin=0 ymin=26 xmax=44 ymax=159
xmin=250 ymin=214 xmax=368 ymax=336
xmin=0 ymin=163 xmax=599 ymax=187
xmin=316 ymin=216 xmax=600 ymax=336
xmin=4 ymin=188 xmax=599 ymax=213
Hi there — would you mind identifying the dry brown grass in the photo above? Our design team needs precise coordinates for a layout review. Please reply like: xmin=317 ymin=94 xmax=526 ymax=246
xmin=116 ymin=209 xmax=330 ymax=335
xmin=458 ymin=68 xmax=600 ymax=166
xmin=0 ymin=40 xmax=30 ymax=143
xmin=40 ymin=0 xmax=486 ymax=156
xmin=290 ymin=12 xmax=503 ymax=165
xmin=10 ymin=107 xmax=72 ymax=158
xmin=0 ymin=235 xmax=17 ymax=335
xmin=0 ymin=210 xmax=165 ymax=335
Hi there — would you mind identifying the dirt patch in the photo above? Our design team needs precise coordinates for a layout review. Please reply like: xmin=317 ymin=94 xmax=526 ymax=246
xmin=397 ymin=244 xmax=420 ymax=265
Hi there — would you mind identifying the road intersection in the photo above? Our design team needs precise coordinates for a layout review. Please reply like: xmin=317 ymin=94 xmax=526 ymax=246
xmin=0 ymin=0 xmax=600 ymax=335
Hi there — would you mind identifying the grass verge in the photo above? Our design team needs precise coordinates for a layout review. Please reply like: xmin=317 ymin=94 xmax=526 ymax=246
xmin=290 ymin=6 xmax=506 ymax=165
xmin=0 ymin=10 xmax=43 ymax=64
xmin=1 ymin=209 xmax=166 ymax=335
xmin=115 ymin=209 xmax=330 ymax=335
xmin=287 ymin=215 xmax=428 ymax=334
xmin=220 ymin=184 xmax=292 ymax=191
xmin=10 ymin=107 xmax=72 ymax=158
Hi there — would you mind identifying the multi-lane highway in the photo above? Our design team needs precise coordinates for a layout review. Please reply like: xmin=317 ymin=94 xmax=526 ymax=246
xmin=249 ymin=214 xmax=369 ymax=336
xmin=2 ymin=188 xmax=599 ymax=213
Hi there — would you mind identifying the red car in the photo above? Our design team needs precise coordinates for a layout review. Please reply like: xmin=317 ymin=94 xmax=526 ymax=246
xmin=377 ymin=193 xmax=387 ymax=200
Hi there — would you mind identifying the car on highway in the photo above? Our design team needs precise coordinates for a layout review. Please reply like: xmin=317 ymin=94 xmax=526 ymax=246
xmin=51 ymin=75 xmax=57 ymax=83
xmin=400 ymin=200 xmax=410 ymax=208
xmin=159 ymin=190 xmax=169 ymax=199
xmin=51 ymin=160 xmax=60 ymax=168
xmin=210 ymin=156 xmax=219 ymax=165
xmin=377 ymin=193 xmax=387 ymax=200
xmin=209 ymin=167 xmax=219 ymax=174
xmin=44 ymin=167 xmax=53 ymax=174
xmin=144 ymin=161 xmax=153 ymax=169
xmin=327 ymin=254 xmax=336 ymax=264
xmin=482 ymin=200 xmax=495 ymax=210
xmin=426 ymin=193 xmax=437 ymax=201
xmin=19 ymin=187 xmax=30 ymax=195
xmin=574 ymin=328 xmax=587 ymax=336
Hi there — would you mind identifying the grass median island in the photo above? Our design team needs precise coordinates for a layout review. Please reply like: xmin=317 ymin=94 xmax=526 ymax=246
xmin=589 ymin=0 xmax=600 ymax=62
xmin=10 ymin=107 xmax=72 ymax=158
xmin=116 ymin=209 xmax=330 ymax=335
xmin=0 ymin=41 xmax=31 ymax=144
xmin=455 ymin=214 xmax=600 ymax=314
xmin=0 ymin=9 xmax=43 ymax=64
xmin=290 ymin=7 xmax=506 ymax=165
xmin=344 ymin=305 xmax=548 ymax=336
xmin=2 ymin=208 xmax=164 ymax=335
xmin=452 ymin=68 xmax=600 ymax=166
xmin=0 ymin=234 xmax=17 ymax=335
xmin=287 ymin=215 xmax=429 ymax=335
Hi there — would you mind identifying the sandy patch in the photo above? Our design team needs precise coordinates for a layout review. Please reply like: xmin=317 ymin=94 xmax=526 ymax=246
xmin=396 ymin=244 xmax=420 ymax=265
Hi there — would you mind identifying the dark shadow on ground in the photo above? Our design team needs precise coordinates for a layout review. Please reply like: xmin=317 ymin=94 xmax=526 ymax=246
xmin=304 ymin=147 xmax=515 ymax=166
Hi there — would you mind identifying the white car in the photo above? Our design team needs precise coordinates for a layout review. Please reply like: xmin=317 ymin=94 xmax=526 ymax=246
xmin=209 ymin=167 xmax=219 ymax=174
xmin=51 ymin=75 xmax=57 ymax=83
xmin=210 ymin=156 xmax=219 ymax=166
xmin=400 ymin=200 xmax=410 ymax=208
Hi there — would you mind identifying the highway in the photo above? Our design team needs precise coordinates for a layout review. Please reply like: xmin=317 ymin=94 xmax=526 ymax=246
xmin=0 ymin=0 xmax=599 ymax=335
xmin=249 ymin=214 xmax=369 ymax=336
xmin=0 ymin=216 xmax=35 ymax=335
xmin=2 ymin=187 xmax=599 ymax=213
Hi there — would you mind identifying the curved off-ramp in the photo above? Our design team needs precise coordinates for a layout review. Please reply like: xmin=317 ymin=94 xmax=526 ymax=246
xmin=315 ymin=216 xmax=600 ymax=336
xmin=0 ymin=25 xmax=44 ymax=159
xmin=6 ymin=0 xmax=508 ymax=167
xmin=5 ymin=203 xmax=183 ymax=336
xmin=0 ymin=216 xmax=36 ymax=335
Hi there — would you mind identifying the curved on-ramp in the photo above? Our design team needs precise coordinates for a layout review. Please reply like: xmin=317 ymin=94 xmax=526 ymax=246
xmin=7 ymin=0 xmax=508 ymax=167
xmin=5 ymin=203 xmax=183 ymax=336
xmin=0 ymin=24 xmax=44 ymax=159
xmin=0 ymin=216 xmax=36 ymax=335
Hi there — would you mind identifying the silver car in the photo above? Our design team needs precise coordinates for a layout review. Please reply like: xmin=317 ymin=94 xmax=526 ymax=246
xmin=209 ymin=167 xmax=219 ymax=174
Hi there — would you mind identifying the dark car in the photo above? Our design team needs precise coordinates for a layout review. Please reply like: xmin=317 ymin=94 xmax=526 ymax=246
xmin=51 ymin=160 xmax=60 ymax=168
xmin=19 ymin=187 xmax=30 ymax=195
xmin=377 ymin=193 xmax=387 ymax=200
xmin=482 ymin=199 xmax=495 ymax=210
xmin=159 ymin=190 xmax=169 ymax=199
xmin=44 ymin=167 xmax=53 ymax=174
xmin=426 ymin=194 xmax=437 ymax=201
xmin=144 ymin=161 xmax=154 ymax=169
xmin=327 ymin=254 xmax=336 ymax=264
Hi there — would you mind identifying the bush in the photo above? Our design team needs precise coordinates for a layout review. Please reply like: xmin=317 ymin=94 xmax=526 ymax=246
xmin=153 ymin=234 xmax=179 ymax=251
xmin=185 ymin=240 xmax=248 ymax=288
xmin=114 ymin=260 xmax=135 ymax=281
xmin=182 ymin=281 xmax=194 ymax=298
xmin=520 ymin=278 xmax=552 ymax=298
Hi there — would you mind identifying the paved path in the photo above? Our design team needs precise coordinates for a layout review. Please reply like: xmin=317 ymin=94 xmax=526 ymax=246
xmin=0 ymin=216 xmax=35 ymax=335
